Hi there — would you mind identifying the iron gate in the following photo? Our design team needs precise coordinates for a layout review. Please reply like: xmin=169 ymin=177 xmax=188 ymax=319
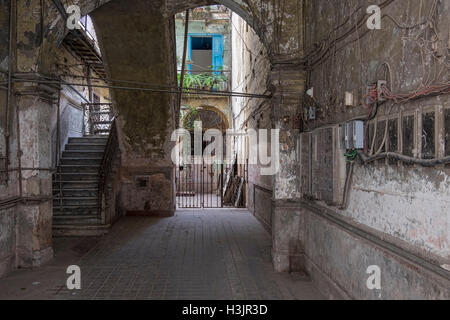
xmin=176 ymin=160 xmax=224 ymax=208
xmin=176 ymin=158 xmax=247 ymax=209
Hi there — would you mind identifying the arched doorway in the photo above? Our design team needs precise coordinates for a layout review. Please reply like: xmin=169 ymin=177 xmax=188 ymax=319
xmin=176 ymin=106 xmax=230 ymax=208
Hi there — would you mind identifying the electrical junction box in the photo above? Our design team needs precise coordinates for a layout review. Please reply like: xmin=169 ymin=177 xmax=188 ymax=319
xmin=304 ymin=106 xmax=316 ymax=120
xmin=345 ymin=91 xmax=354 ymax=107
xmin=344 ymin=120 xmax=365 ymax=150
xmin=308 ymin=106 xmax=316 ymax=120
xmin=377 ymin=80 xmax=387 ymax=102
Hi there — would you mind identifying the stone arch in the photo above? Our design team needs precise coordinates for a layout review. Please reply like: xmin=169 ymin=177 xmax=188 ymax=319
xmin=47 ymin=0 xmax=296 ymax=63
xmin=197 ymin=105 xmax=231 ymax=131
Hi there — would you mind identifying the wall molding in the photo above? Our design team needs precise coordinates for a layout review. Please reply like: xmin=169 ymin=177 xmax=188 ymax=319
xmin=300 ymin=199 xmax=450 ymax=283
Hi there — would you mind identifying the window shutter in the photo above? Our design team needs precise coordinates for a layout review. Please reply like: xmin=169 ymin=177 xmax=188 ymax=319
xmin=212 ymin=35 xmax=223 ymax=75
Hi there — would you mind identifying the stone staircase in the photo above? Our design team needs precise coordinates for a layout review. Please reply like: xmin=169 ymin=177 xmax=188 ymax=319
xmin=52 ymin=136 xmax=110 ymax=237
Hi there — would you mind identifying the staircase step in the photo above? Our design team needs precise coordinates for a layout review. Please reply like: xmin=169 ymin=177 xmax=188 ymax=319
xmin=59 ymin=165 xmax=100 ymax=174
xmin=53 ymin=205 xmax=100 ymax=215
xmin=62 ymin=151 xmax=104 ymax=158
xmin=60 ymin=158 xmax=103 ymax=165
xmin=54 ymin=173 xmax=99 ymax=181
xmin=68 ymin=137 xmax=109 ymax=144
xmin=65 ymin=144 xmax=107 ymax=151
xmin=53 ymin=197 xmax=98 ymax=206
xmin=93 ymin=129 xmax=110 ymax=134
xmin=52 ymin=180 xmax=99 ymax=189
xmin=53 ymin=188 xmax=99 ymax=197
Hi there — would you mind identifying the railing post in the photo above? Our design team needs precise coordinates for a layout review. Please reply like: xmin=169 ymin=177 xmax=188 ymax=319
xmin=81 ymin=103 xmax=86 ymax=136
xmin=98 ymin=119 xmax=117 ymax=224
xmin=56 ymin=88 xmax=61 ymax=167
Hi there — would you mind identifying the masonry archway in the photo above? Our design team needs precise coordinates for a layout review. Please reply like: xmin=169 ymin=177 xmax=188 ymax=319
xmin=6 ymin=0 xmax=305 ymax=273
xmin=48 ymin=0 xmax=271 ymax=58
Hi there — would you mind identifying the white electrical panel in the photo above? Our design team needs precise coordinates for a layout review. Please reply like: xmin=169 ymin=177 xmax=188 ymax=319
xmin=344 ymin=120 xmax=365 ymax=150
xmin=345 ymin=91 xmax=354 ymax=107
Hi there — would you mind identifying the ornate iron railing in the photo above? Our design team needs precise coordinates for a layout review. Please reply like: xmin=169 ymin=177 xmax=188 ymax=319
xmin=82 ymin=102 xmax=114 ymax=136
xmin=98 ymin=119 xmax=120 ymax=222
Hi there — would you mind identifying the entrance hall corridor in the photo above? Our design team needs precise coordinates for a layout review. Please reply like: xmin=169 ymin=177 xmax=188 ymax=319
xmin=0 ymin=210 xmax=323 ymax=300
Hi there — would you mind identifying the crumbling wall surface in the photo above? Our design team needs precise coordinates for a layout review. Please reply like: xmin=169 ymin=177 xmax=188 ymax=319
xmin=300 ymin=0 xmax=450 ymax=298
xmin=301 ymin=205 xmax=450 ymax=299
xmin=0 ymin=207 xmax=16 ymax=278
xmin=231 ymin=12 xmax=272 ymax=225
xmin=91 ymin=0 xmax=177 ymax=216
xmin=61 ymin=0 xmax=305 ymax=62
xmin=0 ymin=0 xmax=19 ymax=274
xmin=347 ymin=166 xmax=449 ymax=257
xmin=304 ymin=0 xmax=450 ymax=258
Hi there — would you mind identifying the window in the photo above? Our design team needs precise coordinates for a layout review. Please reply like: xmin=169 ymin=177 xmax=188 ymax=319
xmin=402 ymin=115 xmax=415 ymax=158
xmin=388 ymin=118 xmax=398 ymax=165
xmin=421 ymin=111 xmax=435 ymax=159
xmin=188 ymin=34 xmax=223 ymax=74
xmin=445 ymin=108 xmax=450 ymax=157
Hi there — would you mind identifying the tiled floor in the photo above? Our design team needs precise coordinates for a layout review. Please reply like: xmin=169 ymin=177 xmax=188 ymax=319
xmin=0 ymin=209 xmax=324 ymax=300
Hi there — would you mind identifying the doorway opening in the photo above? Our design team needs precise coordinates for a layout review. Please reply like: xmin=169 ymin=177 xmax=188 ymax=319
xmin=175 ymin=5 xmax=270 ymax=211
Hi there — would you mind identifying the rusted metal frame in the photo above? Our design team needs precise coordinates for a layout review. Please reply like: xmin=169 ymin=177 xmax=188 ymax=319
xmin=4 ymin=0 xmax=15 ymax=184
xmin=82 ymin=103 xmax=86 ymax=136
xmin=221 ymin=161 xmax=224 ymax=208
xmin=63 ymin=30 xmax=105 ymax=80
xmin=56 ymin=88 xmax=61 ymax=166
xmin=98 ymin=119 xmax=118 ymax=222
xmin=15 ymin=84 xmax=22 ymax=200
xmin=55 ymin=88 xmax=63 ymax=207
xmin=178 ymin=9 xmax=190 ymax=111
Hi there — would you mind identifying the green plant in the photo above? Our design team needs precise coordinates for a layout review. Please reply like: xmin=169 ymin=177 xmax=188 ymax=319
xmin=181 ymin=106 xmax=200 ymax=130
xmin=178 ymin=65 xmax=227 ymax=91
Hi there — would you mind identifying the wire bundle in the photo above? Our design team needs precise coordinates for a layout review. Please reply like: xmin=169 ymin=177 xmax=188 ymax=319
xmin=381 ymin=83 xmax=450 ymax=104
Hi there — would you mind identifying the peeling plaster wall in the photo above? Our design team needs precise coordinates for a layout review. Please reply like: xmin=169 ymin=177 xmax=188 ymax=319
xmin=346 ymin=165 xmax=449 ymax=257
xmin=301 ymin=206 xmax=450 ymax=299
xmin=304 ymin=0 xmax=450 ymax=259
xmin=57 ymin=0 xmax=305 ymax=62
xmin=231 ymin=12 xmax=272 ymax=228
xmin=91 ymin=0 xmax=178 ymax=216
xmin=299 ymin=0 xmax=450 ymax=298
xmin=0 ymin=207 xmax=16 ymax=278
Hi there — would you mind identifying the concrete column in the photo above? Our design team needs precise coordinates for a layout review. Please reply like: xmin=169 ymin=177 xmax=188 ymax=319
xmin=6 ymin=0 xmax=56 ymax=269
xmin=91 ymin=0 xmax=177 ymax=217
xmin=13 ymin=75 xmax=57 ymax=268
xmin=269 ymin=64 xmax=306 ymax=272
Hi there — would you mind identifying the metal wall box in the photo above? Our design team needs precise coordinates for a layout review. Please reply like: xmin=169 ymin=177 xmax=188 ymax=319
xmin=345 ymin=120 xmax=365 ymax=150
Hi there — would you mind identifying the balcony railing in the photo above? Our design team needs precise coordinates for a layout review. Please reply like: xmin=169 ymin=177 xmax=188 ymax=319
xmin=178 ymin=71 xmax=230 ymax=92
xmin=82 ymin=103 xmax=114 ymax=136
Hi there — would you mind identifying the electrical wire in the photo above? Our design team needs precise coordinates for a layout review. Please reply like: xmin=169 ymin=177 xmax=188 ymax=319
xmin=11 ymin=77 xmax=271 ymax=99
xmin=357 ymin=151 xmax=450 ymax=167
